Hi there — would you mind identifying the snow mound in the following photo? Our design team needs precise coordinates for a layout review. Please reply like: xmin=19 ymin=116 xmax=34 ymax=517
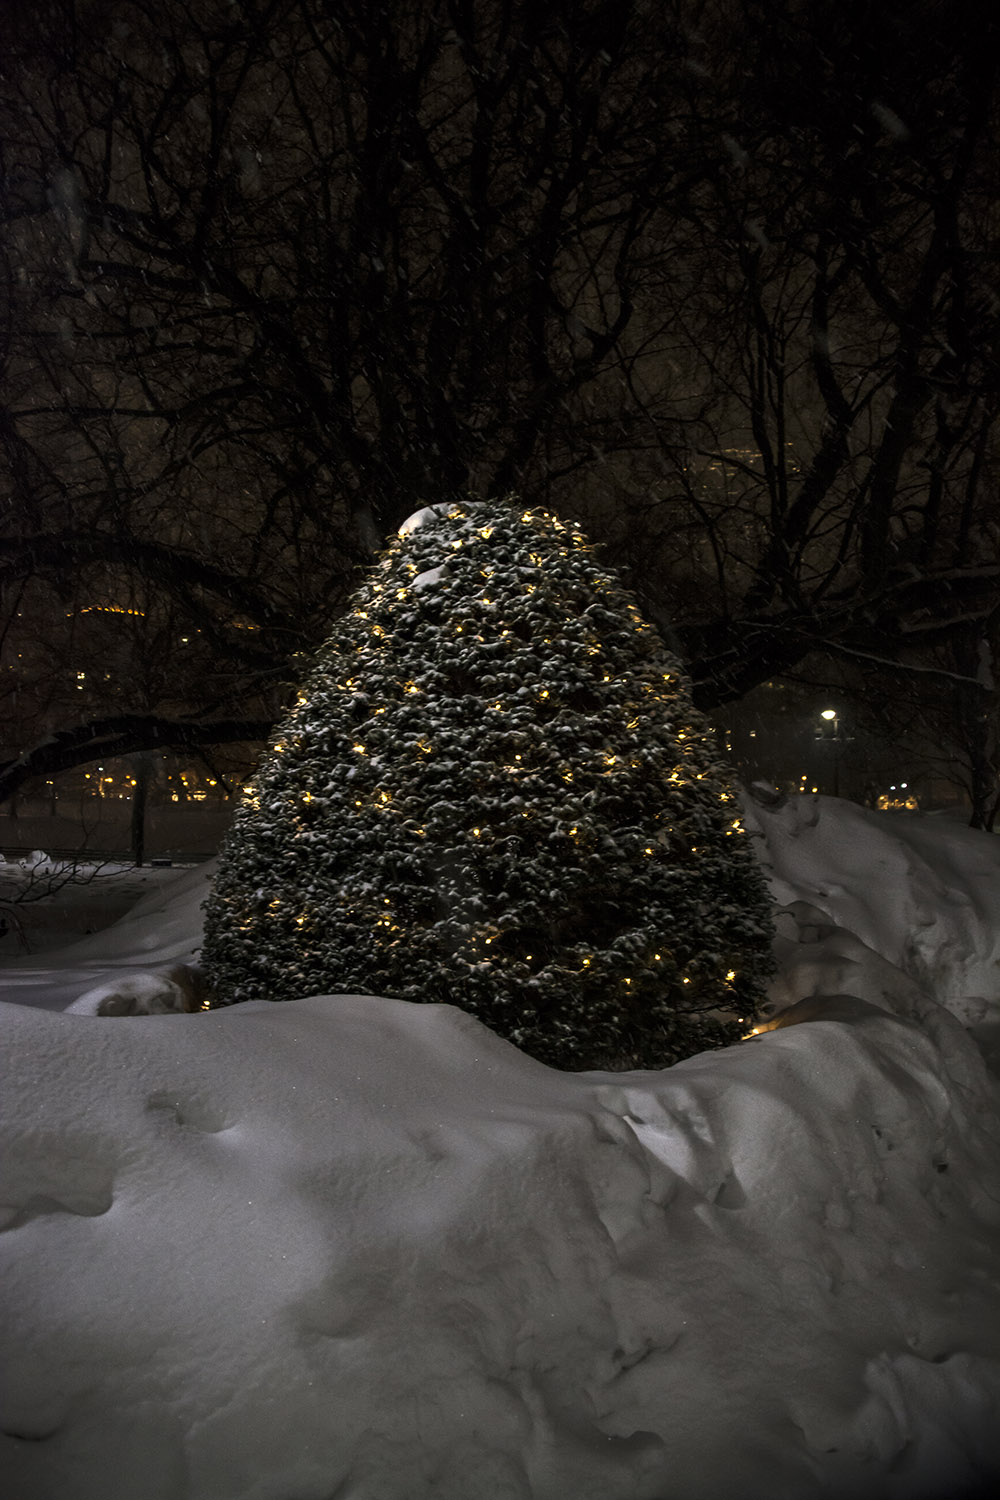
xmin=0 ymin=862 xmax=212 ymax=1012
xmin=2 ymin=991 xmax=999 ymax=1500
xmin=16 ymin=850 xmax=52 ymax=870
xmin=751 ymin=795 xmax=1000 ymax=1029
xmin=2 ymin=798 xmax=1000 ymax=1496
xmin=65 ymin=965 xmax=205 ymax=1016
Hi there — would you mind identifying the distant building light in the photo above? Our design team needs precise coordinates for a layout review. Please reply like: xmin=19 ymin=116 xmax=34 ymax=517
xmin=878 ymin=793 xmax=918 ymax=812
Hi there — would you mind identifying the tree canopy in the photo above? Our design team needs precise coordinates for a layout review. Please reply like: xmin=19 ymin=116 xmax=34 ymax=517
xmin=202 ymin=499 xmax=775 ymax=1068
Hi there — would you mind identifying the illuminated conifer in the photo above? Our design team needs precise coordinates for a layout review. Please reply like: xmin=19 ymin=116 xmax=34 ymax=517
xmin=202 ymin=499 xmax=774 ymax=1068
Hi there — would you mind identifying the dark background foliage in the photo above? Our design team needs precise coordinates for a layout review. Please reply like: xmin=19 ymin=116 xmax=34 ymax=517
xmin=2 ymin=0 xmax=998 ymax=821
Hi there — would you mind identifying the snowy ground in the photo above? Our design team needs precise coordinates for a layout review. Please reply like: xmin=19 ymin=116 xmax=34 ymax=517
xmin=1 ymin=794 xmax=999 ymax=1499
xmin=0 ymin=851 xmax=203 ymax=963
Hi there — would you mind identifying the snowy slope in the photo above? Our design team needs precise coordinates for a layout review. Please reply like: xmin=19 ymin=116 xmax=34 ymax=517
xmin=750 ymin=794 xmax=1000 ymax=1026
xmin=0 ymin=860 xmax=210 ymax=1011
xmin=1 ymin=798 xmax=999 ymax=1500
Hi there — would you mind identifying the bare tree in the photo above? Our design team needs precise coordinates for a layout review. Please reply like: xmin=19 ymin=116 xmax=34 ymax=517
xmin=601 ymin=0 xmax=1000 ymax=713
xmin=2 ymin=0 xmax=701 ymax=795
xmin=1 ymin=0 xmax=998 ymax=807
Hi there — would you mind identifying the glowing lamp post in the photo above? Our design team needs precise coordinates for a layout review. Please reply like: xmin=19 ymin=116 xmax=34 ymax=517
xmin=819 ymin=708 xmax=840 ymax=796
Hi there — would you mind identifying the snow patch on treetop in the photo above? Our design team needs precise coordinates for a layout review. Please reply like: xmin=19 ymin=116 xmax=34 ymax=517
xmin=412 ymin=563 xmax=449 ymax=591
xmin=397 ymin=501 xmax=484 ymax=536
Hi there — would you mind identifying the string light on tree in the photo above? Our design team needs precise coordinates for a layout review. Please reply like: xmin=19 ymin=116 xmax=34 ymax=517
xmin=202 ymin=497 xmax=775 ymax=1070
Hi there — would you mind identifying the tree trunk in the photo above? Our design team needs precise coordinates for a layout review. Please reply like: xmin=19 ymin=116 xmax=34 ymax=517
xmin=130 ymin=757 xmax=151 ymax=866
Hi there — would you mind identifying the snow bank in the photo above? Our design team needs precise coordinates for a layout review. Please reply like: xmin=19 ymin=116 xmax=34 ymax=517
xmin=2 ymin=799 xmax=1000 ymax=1498
xmin=2 ymin=994 xmax=1000 ymax=1499
xmin=0 ymin=862 xmax=211 ymax=1011
xmin=751 ymin=795 xmax=1000 ymax=1028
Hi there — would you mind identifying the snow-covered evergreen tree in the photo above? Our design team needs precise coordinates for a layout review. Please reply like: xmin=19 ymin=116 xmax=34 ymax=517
xmin=202 ymin=499 xmax=774 ymax=1068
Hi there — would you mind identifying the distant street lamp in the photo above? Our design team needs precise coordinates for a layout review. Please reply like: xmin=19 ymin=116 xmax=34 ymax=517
xmin=819 ymin=708 xmax=840 ymax=796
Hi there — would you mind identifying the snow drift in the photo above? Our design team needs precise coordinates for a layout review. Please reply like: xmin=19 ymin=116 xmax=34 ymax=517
xmin=1 ymin=796 xmax=999 ymax=1500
